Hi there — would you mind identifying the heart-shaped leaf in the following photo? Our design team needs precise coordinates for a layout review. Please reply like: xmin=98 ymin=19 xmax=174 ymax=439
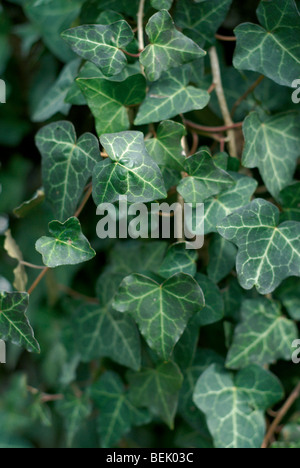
xmin=217 ymin=198 xmax=300 ymax=294
xmin=36 ymin=217 xmax=96 ymax=268
xmin=159 ymin=242 xmax=198 ymax=279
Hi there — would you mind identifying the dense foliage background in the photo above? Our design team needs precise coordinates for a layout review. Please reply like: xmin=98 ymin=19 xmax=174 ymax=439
xmin=0 ymin=0 xmax=299 ymax=449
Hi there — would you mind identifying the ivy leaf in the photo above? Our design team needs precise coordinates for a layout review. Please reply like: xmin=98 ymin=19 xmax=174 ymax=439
xmin=145 ymin=120 xmax=187 ymax=172
xmin=0 ymin=292 xmax=40 ymax=353
xmin=35 ymin=121 xmax=100 ymax=222
xmin=135 ymin=68 xmax=210 ymax=126
xmin=128 ymin=361 xmax=183 ymax=428
xmin=56 ymin=393 xmax=91 ymax=448
xmin=208 ymin=234 xmax=238 ymax=284
xmin=204 ymin=173 xmax=258 ymax=234
xmin=193 ymin=364 xmax=283 ymax=448
xmin=113 ymin=273 xmax=205 ymax=359
xmin=91 ymin=372 xmax=151 ymax=448
xmin=36 ymin=217 xmax=96 ymax=268
xmin=13 ymin=189 xmax=45 ymax=219
xmin=275 ymin=277 xmax=300 ymax=321
xmin=280 ymin=182 xmax=300 ymax=222
xmin=159 ymin=242 xmax=198 ymax=279
xmin=195 ymin=273 xmax=224 ymax=326
xmin=242 ymin=111 xmax=300 ymax=199
xmin=93 ymin=131 xmax=167 ymax=205
xmin=226 ymin=298 xmax=298 ymax=370
xmin=233 ymin=0 xmax=300 ymax=87
xmin=174 ymin=0 xmax=233 ymax=47
xmin=140 ymin=10 xmax=206 ymax=82
xmin=217 ymin=199 xmax=300 ymax=294
xmin=4 ymin=230 xmax=28 ymax=292
xmin=62 ymin=21 xmax=134 ymax=77
xmin=177 ymin=148 xmax=235 ymax=204
xmin=151 ymin=0 xmax=173 ymax=10
xmin=77 ymin=68 xmax=146 ymax=135
xmin=74 ymin=304 xmax=141 ymax=371
xmin=32 ymin=59 xmax=81 ymax=122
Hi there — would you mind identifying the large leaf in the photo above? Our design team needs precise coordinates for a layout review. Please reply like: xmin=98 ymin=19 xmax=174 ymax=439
xmin=91 ymin=372 xmax=151 ymax=448
xmin=113 ymin=272 xmax=205 ymax=359
xmin=242 ymin=111 xmax=300 ymax=199
xmin=128 ymin=361 xmax=183 ymax=428
xmin=226 ymin=298 xmax=298 ymax=369
xmin=217 ymin=199 xmax=300 ymax=294
xmin=93 ymin=131 xmax=167 ymax=205
xmin=36 ymin=217 xmax=96 ymax=268
xmin=62 ymin=21 xmax=134 ymax=77
xmin=140 ymin=10 xmax=205 ymax=82
xmin=193 ymin=364 xmax=283 ymax=448
xmin=145 ymin=120 xmax=187 ymax=172
xmin=233 ymin=0 xmax=300 ymax=87
xmin=177 ymin=148 xmax=235 ymax=204
xmin=77 ymin=67 xmax=146 ymax=135
xmin=36 ymin=121 xmax=100 ymax=221
xmin=0 ymin=292 xmax=39 ymax=353
xmin=204 ymin=173 xmax=258 ymax=234
xmin=135 ymin=68 xmax=210 ymax=125
xmin=174 ymin=0 xmax=233 ymax=47
xmin=74 ymin=304 xmax=141 ymax=370
xmin=207 ymin=234 xmax=237 ymax=284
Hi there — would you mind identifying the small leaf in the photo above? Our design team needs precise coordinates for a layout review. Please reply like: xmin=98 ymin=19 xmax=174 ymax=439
xmin=4 ymin=230 xmax=28 ymax=291
xmin=140 ymin=10 xmax=206 ymax=82
xmin=193 ymin=364 xmax=283 ymax=448
xmin=35 ymin=121 xmax=100 ymax=222
xmin=274 ymin=277 xmax=300 ymax=321
xmin=56 ymin=392 xmax=91 ymax=448
xmin=91 ymin=372 xmax=151 ymax=448
xmin=135 ymin=68 xmax=210 ymax=125
xmin=93 ymin=131 xmax=167 ymax=205
xmin=280 ymin=182 xmax=300 ymax=222
xmin=0 ymin=292 xmax=40 ymax=353
xmin=217 ymin=198 xmax=300 ymax=294
xmin=226 ymin=298 xmax=298 ymax=369
xmin=36 ymin=217 xmax=96 ymax=268
xmin=113 ymin=272 xmax=204 ymax=359
xmin=62 ymin=21 xmax=134 ymax=77
xmin=195 ymin=273 xmax=224 ymax=326
xmin=208 ymin=234 xmax=237 ymax=284
xmin=177 ymin=147 xmax=235 ymax=204
xmin=242 ymin=111 xmax=300 ymax=199
xmin=13 ymin=189 xmax=45 ymax=219
xmin=159 ymin=242 xmax=198 ymax=279
xmin=128 ymin=361 xmax=183 ymax=428
xmin=151 ymin=0 xmax=173 ymax=10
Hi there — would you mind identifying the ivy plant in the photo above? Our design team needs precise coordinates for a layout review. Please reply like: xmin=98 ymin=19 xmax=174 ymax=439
xmin=0 ymin=0 xmax=299 ymax=450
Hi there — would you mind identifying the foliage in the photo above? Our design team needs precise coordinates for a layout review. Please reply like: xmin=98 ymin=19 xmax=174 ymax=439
xmin=0 ymin=0 xmax=299 ymax=449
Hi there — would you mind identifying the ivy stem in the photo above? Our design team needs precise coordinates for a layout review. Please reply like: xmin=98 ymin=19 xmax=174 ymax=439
xmin=183 ymin=119 xmax=243 ymax=133
xmin=262 ymin=382 xmax=300 ymax=448
xmin=27 ymin=267 xmax=49 ymax=295
xmin=215 ymin=33 xmax=237 ymax=42
xmin=137 ymin=0 xmax=146 ymax=52
xmin=27 ymin=386 xmax=64 ymax=403
xmin=231 ymin=75 xmax=265 ymax=118
xmin=58 ymin=284 xmax=99 ymax=304
xmin=21 ymin=261 xmax=46 ymax=270
xmin=120 ymin=49 xmax=141 ymax=58
xmin=74 ymin=184 xmax=93 ymax=219
xmin=209 ymin=46 xmax=238 ymax=158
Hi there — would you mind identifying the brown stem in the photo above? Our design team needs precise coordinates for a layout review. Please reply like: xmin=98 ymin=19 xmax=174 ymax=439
xmin=27 ymin=267 xmax=49 ymax=295
xmin=184 ymin=119 xmax=243 ymax=133
xmin=120 ymin=49 xmax=141 ymax=58
xmin=215 ymin=33 xmax=237 ymax=42
xmin=262 ymin=382 xmax=300 ymax=448
xmin=207 ymin=83 xmax=216 ymax=94
xmin=231 ymin=75 xmax=265 ymax=118
xmin=58 ymin=285 xmax=99 ymax=304
xmin=27 ymin=386 xmax=64 ymax=403
xmin=189 ymin=132 xmax=199 ymax=156
xmin=74 ymin=184 xmax=93 ymax=219
xmin=21 ymin=261 xmax=46 ymax=270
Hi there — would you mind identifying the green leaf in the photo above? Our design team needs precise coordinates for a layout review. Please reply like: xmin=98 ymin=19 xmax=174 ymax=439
xmin=233 ymin=0 xmax=300 ymax=87
xmin=36 ymin=217 xmax=96 ymax=268
xmin=77 ymin=68 xmax=146 ymax=135
xmin=280 ymin=182 xmax=300 ymax=222
xmin=128 ymin=361 xmax=183 ymax=428
xmin=135 ymin=68 xmax=210 ymax=125
xmin=56 ymin=392 xmax=91 ymax=447
xmin=177 ymin=148 xmax=235 ymax=204
xmin=275 ymin=277 xmax=300 ymax=320
xmin=193 ymin=364 xmax=283 ymax=448
xmin=74 ymin=304 xmax=141 ymax=370
xmin=217 ymin=198 xmax=300 ymax=294
xmin=113 ymin=273 xmax=205 ymax=359
xmin=35 ymin=121 xmax=100 ymax=221
xmin=140 ymin=10 xmax=206 ymax=82
xmin=151 ymin=0 xmax=173 ymax=10
xmin=0 ymin=292 xmax=40 ymax=353
xmin=204 ymin=172 xmax=258 ymax=234
xmin=158 ymin=242 xmax=198 ymax=279
xmin=32 ymin=59 xmax=81 ymax=122
xmin=13 ymin=189 xmax=45 ymax=219
xmin=62 ymin=21 xmax=134 ymax=77
xmin=174 ymin=0 xmax=233 ymax=47
xmin=226 ymin=298 xmax=298 ymax=369
xmin=145 ymin=120 xmax=187 ymax=172
xmin=91 ymin=372 xmax=151 ymax=448
xmin=93 ymin=131 xmax=167 ymax=205
xmin=195 ymin=273 xmax=224 ymax=326
xmin=24 ymin=0 xmax=84 ymax=62
xmin=208 ymin=234 xmax=238 ymax=284
xmin=242 ymin=111 xmax=300 ymax=199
